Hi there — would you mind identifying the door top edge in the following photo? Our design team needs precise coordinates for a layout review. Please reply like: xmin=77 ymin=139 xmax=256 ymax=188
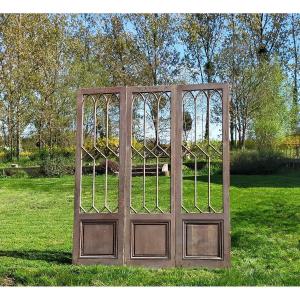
xmin=78 ymin=83 xmax=229 ymax=95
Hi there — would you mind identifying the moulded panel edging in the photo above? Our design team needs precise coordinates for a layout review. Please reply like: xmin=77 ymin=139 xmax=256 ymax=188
xmin=130 ymin=221 xmax=170 ymax=259
xmin=182 ymin=219 xmax=224 ymax=260
xmin=80 ymin=220 xmax=118 ymax=258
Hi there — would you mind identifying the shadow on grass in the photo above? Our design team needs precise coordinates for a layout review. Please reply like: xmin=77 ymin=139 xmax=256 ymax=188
xmin=183 ymin=172 xmax=300 ymax=188
xmin=0 ymin=250 xmax=72 ymax=264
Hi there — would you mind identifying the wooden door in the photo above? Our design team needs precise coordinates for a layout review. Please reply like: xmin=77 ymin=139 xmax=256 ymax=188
xmin=174 ymin=84 xmax=230 ymax=267
xmin=73 ymin=84 xmax=230 ymax=268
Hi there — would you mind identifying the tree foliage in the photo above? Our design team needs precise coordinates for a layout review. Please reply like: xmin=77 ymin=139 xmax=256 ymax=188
xmin=251 ymin=60 xmax=289 ymax=150
xmin=0 ymin=13 xmax=299 ymax=160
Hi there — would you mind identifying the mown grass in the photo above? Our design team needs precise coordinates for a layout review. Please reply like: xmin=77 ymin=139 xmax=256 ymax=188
xmin=0 ymin=171 xmax=299 ymax=286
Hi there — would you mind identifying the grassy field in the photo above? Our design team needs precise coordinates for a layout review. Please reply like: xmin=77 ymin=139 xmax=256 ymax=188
xmin=0 ymin=171 xmax=299 ymax=286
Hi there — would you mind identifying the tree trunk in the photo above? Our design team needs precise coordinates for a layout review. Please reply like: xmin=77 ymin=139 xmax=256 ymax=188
xmin=241 ymin=122 xmax=246 ymax=149
xmin=38 ymin=120 xmax=42 ymax=153
xmin=152 ymin=112 xmax=159 ymax=146
xmin=49 ymin=119 xmax=53 ymax=155
xmin=16 ymin=107 xmax=20 ymax=161
xmin=1 ymin=122 xmax=7 ymax=147
xmin=230 ymin=119 xmax=235 ymax=148
xmin=291 ymin=14 xmax=299 ymax=131
xmin=8 ymin=102 xmax=13 ymax=161
xmin=16 ymin=14 xmax=22 ymax=161
xmin=204 ymin=76 xmax=211 ymax=140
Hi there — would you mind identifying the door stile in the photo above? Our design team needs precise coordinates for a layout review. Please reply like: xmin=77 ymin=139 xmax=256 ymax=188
xmin=123 ymin=85 xmax=132 ymax=265
xmin=169 ymin=85 xmax=177 ymax=265
xmin=222 ymin=85 xmax=231 ymax=266
xmin=72 ymin=90 xmax=84 ymax=264
xmin=118 ymin=86 xmax=128 ymax=265
xmin=174 ymin=85 xmax=184 ymax=266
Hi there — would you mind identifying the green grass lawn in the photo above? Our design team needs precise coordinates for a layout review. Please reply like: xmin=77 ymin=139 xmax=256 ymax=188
xmin=0 ymin=171 xmax=299 ymax=286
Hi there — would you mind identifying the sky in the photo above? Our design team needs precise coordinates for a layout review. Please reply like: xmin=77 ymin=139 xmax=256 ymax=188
xmin=1 ymin=0 xmax=300 ymax=13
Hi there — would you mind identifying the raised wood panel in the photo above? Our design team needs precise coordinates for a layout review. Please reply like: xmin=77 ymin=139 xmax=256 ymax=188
xmin=81 ymin=221 xmax=117 ymax=257
xmin=184 ymin=221 xmax=222 ymax=259
xmin=131 ymin=222 xmax=169 ymax=258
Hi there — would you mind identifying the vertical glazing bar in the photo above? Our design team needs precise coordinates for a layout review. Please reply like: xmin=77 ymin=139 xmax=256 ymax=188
xmin=208 ymin=156 xmax=211 ymax=211
xmin=105 ymin=99 xmax=109 ymax=146
xmin=181 ymin=100 xmax=184 ymax=210
xmin=92 ymin=97 xmax=97 ymax=209
xmin=92 ymin=158 xmax=96 ymax=210
xmin=194 ymin=157 xmax=197 ymax=208
xmin=143 ymin=151 xmax=146 ymax=209
xmin=105 ymin=158 xmax=108 ymax=208
xmin=194 ymin=97 xmax=197 ymax=145
xmin=75 ymin=92 xmax=83 ymax=211
xmin=127 ymin=89 xmax=134 ymax=213
xmin=207 ymin=91 xmax=211 ymax=211
xmin=183 ymin=101 xmax=185 ymax=144
xmin=207 ymin=91 xmax=210 ymax=143
xmin=156 ymin=156 xmax=159 ymax=208
xmin=201 ymin=113 xmax=204 ymax=141
xmin=194 ymin=97 xmax=197 ymax=209
xmin=105 ymin=97 xmax=109 ymax=211
xmin=143 ymin=97 xmax=146 ymax=210
xmin=156 ymin=96 xmax=160 ymax=210
xmin=93 ymin=96 xmax=97 ymax=145
xmin=156 ymin=96 xmax=160 ymax=146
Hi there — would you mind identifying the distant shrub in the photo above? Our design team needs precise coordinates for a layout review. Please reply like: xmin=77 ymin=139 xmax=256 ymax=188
xmin=29 ymin=149 xmax=49 ymax=162
xmin=40 ymin=155 xmax=72 ymax=177
xmin=0 ymin=150 xmax=11 ymax=162
xmin=5 ymin=169 xmax=28 ymax=178
xmin=51 ymin=146 xmax=75 ymax=158
xmin=29 ymin=148 xmax=75 ymax=166
xmin=20 ymin=151 xmax=32 ymax=158
xmin=231 ymin=150 xmax=285 ymax=175
xmin=96 ymin=160 xmax=119 ymax=175
xmin=132 ymin=139 xmax=143 ymax=151
xmin=0 ymin=171 xmax=6 ymax=178
xmin=280 ymin=134 xmax=300 ymax=149
xmin=183 ymin=161 xmax=222 ymax=176
xmin=96 ymin=137 xmax=119 ymax=152
xmin=182 ymin=164 xmax=194 ymax=176
xmin=83 ymin=137 xmax=122 ymax=159
xmin=244 ymin=139 xmax=256 ymax=150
